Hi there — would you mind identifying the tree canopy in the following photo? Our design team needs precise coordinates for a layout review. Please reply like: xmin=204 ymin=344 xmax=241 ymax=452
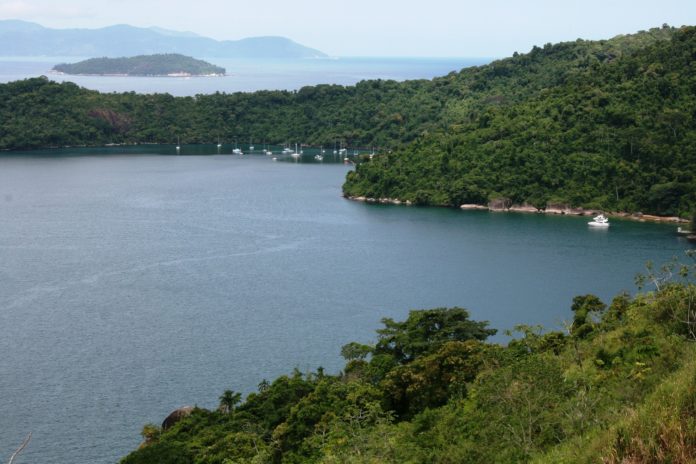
xmin=121 ymin=255 xmax=696 ymax=463
xmin=2 ymin=25 xmax=693 ymax=215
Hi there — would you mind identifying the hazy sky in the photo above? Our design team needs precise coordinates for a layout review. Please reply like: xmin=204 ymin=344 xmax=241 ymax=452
xmin=1 ymin=0 xmax=695 ymax=57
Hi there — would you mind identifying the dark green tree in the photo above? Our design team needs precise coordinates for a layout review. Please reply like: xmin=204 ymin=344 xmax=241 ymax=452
xmin=218 ymin=389 xmax=242 ymax=414
xmin=374 ymin=307 xmax=496 ymax=364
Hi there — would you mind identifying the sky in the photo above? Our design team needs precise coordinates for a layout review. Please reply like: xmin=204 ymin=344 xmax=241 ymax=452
xmin=1 ymin=0 xmax=695 ymax=57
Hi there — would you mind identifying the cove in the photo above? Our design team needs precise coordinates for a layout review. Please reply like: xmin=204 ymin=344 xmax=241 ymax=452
xmin=0 ymin=148 xmax=692 ymax=463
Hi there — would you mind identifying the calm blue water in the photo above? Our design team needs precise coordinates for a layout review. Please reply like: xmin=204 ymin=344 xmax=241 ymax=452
xmin=0 ymin=147 xmax=692 ymax=463
xmin=0 ymin=56 xmax=491 ymax=96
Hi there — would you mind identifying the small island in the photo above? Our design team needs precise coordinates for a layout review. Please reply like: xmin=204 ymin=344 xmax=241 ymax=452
xmin=53 ymin=53 xmax=225 ymax=77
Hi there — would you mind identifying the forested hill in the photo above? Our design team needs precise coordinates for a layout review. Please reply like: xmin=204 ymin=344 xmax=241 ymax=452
xmin=53 ymin=54 xmax=225 ymax=76
xmin=344 ymin=26 xmax=696 ymax=217
xmin=121 ymin=257 xmax=696 ymax=464
xmin=1 ymin=25 xmax=694 ymax=215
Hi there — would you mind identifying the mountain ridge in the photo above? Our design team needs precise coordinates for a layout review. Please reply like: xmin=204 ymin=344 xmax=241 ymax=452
xmin=0 ymin=20 xmax=327 ymax=58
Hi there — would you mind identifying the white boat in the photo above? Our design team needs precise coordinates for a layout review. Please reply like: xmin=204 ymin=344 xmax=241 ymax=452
xmin=314 ymin=154 xmax=324 ymax=161
xmin=233 ymin=140 xmax=243 ymax=155
xmin=291 ymin=143 xmax=301 ymax=158
xmin=677 ymin=227 xmax=693 ymax=235
xmin=266 ymin=150 xmax=273 ymax=156
xmin=588 ymin=214 xmax=610 ymax=227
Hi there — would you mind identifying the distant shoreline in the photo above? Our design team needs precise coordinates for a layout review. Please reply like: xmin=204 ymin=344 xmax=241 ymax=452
xmin=50 ymin=70 xmax=225 ymax=78
xmin=345 ymin=195 xmax=689 ymax=224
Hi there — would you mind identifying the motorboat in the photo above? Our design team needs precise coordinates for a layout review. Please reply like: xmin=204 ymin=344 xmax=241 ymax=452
xmin=588 ymin=214 xmax=610 ymax=227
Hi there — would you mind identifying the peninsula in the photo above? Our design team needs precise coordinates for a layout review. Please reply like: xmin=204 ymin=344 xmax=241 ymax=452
xmin=53 ymin=54 xmax=225 ymax=77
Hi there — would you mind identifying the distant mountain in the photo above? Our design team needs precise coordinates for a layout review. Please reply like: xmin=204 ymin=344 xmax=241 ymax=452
xmin=0 ymin=20 xmax=327 ymax=58
xmin=53 ymin=54 xmax=226 ymax=76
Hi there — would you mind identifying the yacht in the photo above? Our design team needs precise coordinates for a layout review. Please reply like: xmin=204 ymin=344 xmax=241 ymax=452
xmin=588 ymin=214 xmax=610 ymax=227
xmin=291 ymin=143 xmax=301 ymax=159
xmin=233 ymin=140 xmax=242 ymax=155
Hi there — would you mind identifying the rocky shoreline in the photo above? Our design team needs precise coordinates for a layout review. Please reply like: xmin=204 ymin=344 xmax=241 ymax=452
xmin=346 ymin=196 xmax=688 ymax=224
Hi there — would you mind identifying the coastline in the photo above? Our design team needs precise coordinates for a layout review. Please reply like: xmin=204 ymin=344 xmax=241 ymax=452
xmin=345 ymin=195 xmax=689 ymax=224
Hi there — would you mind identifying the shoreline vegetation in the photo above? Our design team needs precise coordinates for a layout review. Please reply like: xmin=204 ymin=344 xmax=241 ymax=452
xmin=2 ymin=25 xmax=693 ymax=217
xmin=122 ymin=254 xmax=696 ymax=464
xmin=345 ymin=195 xmax=689 ymax=223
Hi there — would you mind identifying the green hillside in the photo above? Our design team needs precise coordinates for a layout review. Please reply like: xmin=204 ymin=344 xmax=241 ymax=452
xmin=343 ymin=25 xmax=696 ymax=217
xmin=0 ymin=25 xmax=693 ymax=216
xmin=53 ymin=54 xmax=225 ymax=76
xmin=121 ymin=254 xmax=696 ymax=464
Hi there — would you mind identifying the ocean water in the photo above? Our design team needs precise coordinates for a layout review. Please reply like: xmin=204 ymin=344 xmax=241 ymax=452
xmin=0 ymin=56 xmax=492 ymax=96
xmin=0 ymin=147 xmax=693 ymax=463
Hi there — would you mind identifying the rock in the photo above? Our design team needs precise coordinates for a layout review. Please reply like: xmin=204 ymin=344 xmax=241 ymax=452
xmin=545 ymin=203 xmax=583 ymax=215
xmin=508 ymin=204 xmax=539 ymax=213
xmin=488 ymin=198 xmax=512 ymax=211
xmin=460 ymin=204 xmax=488 ymax=210
xmin=162 ymin=406 xmax=194 ymax=430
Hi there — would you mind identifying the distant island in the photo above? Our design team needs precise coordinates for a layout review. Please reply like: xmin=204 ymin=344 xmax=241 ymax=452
xmin=53 ymin=54 xmax=225 ymax=77
xmin=0 ymin=20 xmax=327 ymax=58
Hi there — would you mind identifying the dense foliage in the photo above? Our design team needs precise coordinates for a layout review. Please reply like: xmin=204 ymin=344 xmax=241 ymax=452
xmin=53 ymin=54 xmax=225 ymax=76
xmin=3 ymin=25 xmax=694 ymax=217
xmin=122 ymin=254 xmax=696 ymax=464
xmin=344 ymin=26 xmax=696 ymax=217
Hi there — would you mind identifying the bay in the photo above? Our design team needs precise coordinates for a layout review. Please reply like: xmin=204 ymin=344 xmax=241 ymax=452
xmin=0 ymin=147 xmax=692 ymax=463
xmin=0 ymin=56 xmax=491 ymax=96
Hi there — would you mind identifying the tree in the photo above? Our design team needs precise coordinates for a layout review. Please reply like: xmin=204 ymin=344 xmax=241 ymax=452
xmin=340 ymin=342 xmax=373 ymax=361
xmin=570 ymin=294 xmax=606 ymax=338
xmin=218 ymin=389 xmax=242 ymax=414
xmin=374 ymin=307 xmax=496 ymax=364
xmin=381 ymin=340 xmax=487 ymax=417
xmin=140 ymin=424 xmax=160 ymax=445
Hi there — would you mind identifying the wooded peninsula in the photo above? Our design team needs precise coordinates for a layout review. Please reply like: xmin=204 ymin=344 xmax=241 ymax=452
xmin=1 ymin=25 xmax=695 ymax=216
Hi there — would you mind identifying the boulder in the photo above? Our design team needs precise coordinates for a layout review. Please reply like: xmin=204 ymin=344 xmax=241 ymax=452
xmin=508 ymin=204 xmax=539 ymax=213
xmin=162 ymin=406 xmax=194 ymax=430
xmin=460 ymin=204 xmax=488 ymax=210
